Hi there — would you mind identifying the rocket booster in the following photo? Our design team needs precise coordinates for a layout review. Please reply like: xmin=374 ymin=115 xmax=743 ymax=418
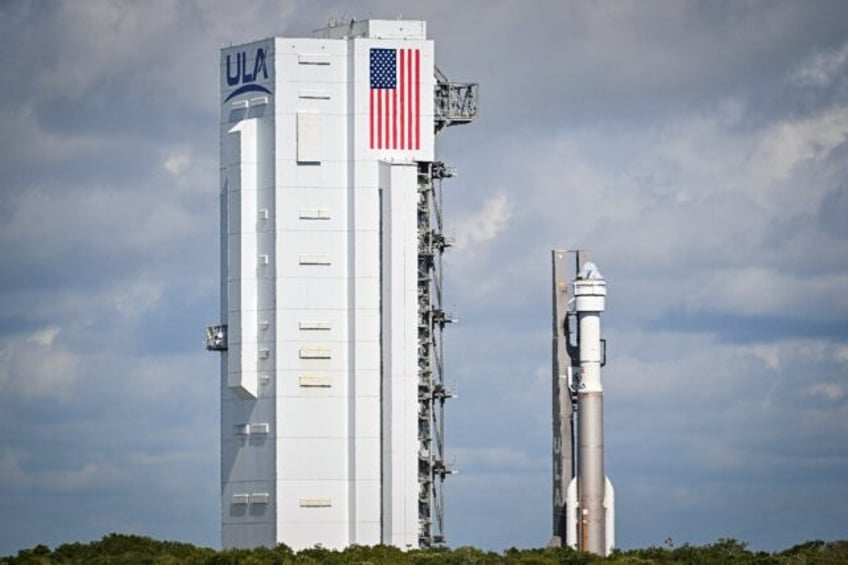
xmin=570 ymin=261 xmax=614 ymax=556
xmin=552 ymin=253 xmax=614 ymax=556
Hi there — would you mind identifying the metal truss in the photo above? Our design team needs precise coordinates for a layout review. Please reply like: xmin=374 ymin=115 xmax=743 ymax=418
xmin=417 ymin=161 xmax=455 ymax=546
xmin=205 ymin=324 xmax=228 ymax=351
xmin=434 ymin=67 xmax=479 ymax=133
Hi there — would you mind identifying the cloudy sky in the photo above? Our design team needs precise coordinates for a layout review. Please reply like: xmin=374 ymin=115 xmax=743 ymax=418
xmin=2 ymin=0 xmax=847 ymax=556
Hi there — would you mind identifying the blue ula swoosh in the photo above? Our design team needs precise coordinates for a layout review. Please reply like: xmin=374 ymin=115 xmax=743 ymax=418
xmin=224 ymin=84 xmax=272 ymax=103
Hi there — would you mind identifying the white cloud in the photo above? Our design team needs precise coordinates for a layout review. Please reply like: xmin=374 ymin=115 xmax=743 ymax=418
xmin=0 ymin=334 xmax=80 ymax=400
xmin=792 ymin=41 xmax=848 ymax=87
xmin=164 ymin=152 xmax=190 ymax=176
xmin=803 ymin=382 xmax=845 ymax=401
xmin=685 ymin=267 xmax=848 ymax=319
xmin=835 ymin=345 xmax=848 ymax=364
xmin=453 ymin=191 xmax=512 ymax=250
xmin=746 ymin=106 xmax=848 ymax=198
xmin=749 ymin=344 xmax=782 ymax=370
xmin=109 ymin=280 xmax=163 ymax=318
xmin=27 ymin=326 xmax=61 ymax=347
xmin=161 ymin=146 xmax=217 ymax=194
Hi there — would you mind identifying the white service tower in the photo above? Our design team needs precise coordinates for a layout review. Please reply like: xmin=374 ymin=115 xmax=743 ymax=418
xmin=551 ymin=251 xmax=615 ymax=556
xmin=206 ymin=20 xmax=477 ymax=550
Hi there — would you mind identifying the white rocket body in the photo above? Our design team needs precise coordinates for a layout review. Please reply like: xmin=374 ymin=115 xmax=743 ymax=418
xmin=559 ymin=260 xmax=615 ymax=556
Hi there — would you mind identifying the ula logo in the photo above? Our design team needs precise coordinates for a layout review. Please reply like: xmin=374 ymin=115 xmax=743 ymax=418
xmin=224 ymin=47 xmax=272 ymax=103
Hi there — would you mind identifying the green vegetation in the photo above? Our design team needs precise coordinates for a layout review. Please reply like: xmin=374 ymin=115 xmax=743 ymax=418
xmin=3 ymin=534 xmax=848 ymax=564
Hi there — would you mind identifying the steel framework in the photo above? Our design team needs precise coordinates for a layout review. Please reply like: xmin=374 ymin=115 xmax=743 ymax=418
xmin=434 ymin=67 xmax=479 ymax=133
xmin=416 ymin=161 xmax=454 ymax=546
xmin=416 ymin=67 xmax=478 ymax=546
xmin=205 ymin=324 xmax=228 ymax=351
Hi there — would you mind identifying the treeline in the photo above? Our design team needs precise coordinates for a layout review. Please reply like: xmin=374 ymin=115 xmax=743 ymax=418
xmin=4 ymin=534 xmax=848 ymax=564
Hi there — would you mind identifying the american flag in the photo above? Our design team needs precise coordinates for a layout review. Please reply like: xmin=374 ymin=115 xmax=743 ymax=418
xmin=370 ymin=48 xmax=420 ymax=150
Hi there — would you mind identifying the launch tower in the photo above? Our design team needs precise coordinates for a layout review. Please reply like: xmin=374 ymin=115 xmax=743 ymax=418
xmin=206 ymin=19 xmax=476 ymax=550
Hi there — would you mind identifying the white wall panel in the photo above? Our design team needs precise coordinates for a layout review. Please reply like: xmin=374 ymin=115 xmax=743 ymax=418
xmin=275 ymin=160 xmax=348 ymax=189
xmin=353 ymin=310 xmax=379 ymax=343
xmin=352 ymin=339 xmax=380 ymax=372
xmin=296 ymin=112 xmax=323 ymax=163
xmin=279 ymin=309 xmax=346 ymax=342
xmin=274 ymin=187 xmax=345 ymax=230
xmin=278 ymin=396 xmax=348 ymax=438
xmin=275 ymin=277 xmax=347 ymax=311
xmin=379 ymin=162 xmax=422 ymax=547
xmin=353 ymin=276 xmax=380 ymax=310
xmin=275 ymin=236 xmax=346 ymax=279
xmin=276 ymin=439 xmax=349 ymax=479
xmin=352 ymin=188 xmax=380 ymax=229
xmin=352 ymin=369 xmax=380 ymax=398
xmin=274 ymin=369 xmax=348 ymax=397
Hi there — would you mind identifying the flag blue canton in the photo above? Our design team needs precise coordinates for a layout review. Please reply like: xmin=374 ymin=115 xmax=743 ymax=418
xmin=370 ymin=49 xmax=396 ymax=89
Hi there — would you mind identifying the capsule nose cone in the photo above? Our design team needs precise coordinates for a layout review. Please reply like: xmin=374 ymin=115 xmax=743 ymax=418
xmin=579 ymin=261 xmax=603 ymax=280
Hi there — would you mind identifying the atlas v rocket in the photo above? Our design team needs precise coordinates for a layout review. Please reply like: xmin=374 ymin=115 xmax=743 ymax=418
xmin=551 ymin=250 xmax=614 ymax=556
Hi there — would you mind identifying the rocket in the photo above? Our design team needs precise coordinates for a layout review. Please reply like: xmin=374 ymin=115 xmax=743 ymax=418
xmin=551 ymin=251 xmax=615 ymax=556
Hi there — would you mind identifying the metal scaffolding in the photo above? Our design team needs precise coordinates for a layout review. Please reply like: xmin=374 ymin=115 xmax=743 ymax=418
xmin=434 ymin=67 xmax=479 ymax=133
xmin=205 ymin=324 xmax=228 ymax=351
xmin=416 ymin=67 xmax=478 ymax=547
xmin=416 ymin=161 xmax=454 ymax=546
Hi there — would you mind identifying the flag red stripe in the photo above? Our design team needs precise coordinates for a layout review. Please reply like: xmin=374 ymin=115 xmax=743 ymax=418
xmin=384 ymin=89 xmax=390 ymax=148
xmin=399 ymin=50 xmax=405 ymax=150
xmin=407 ymin=49 xmax=412 ymax=149
xmin=391 ymin=89 xmax=394 ymax=148
xmin=369 ymin=88 xmax=375 ymax=149
xmin=377 ymin=89 xmax=382 ymax=149
xmin=385 ymin=89 xmax=390 ymax=149
xmin=414 ymin=49 xmax=420 ymax=150
xmin=392 ymin=73 xmax=397 ymax=148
